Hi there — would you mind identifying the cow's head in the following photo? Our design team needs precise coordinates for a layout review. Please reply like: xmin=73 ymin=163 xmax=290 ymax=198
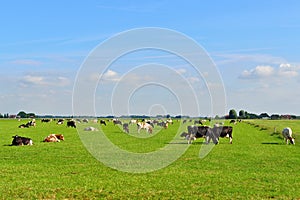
xmin=290 ymin=138 xmax=295 ymax=145
xmin=56 ymin=134 xmax=65 ymax=141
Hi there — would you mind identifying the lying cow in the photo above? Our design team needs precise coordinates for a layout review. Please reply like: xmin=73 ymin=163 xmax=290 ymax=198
xmin=11 ymin=135 xmax=33 ymax=146
xmin=57 ymin=119 xmax=64 ymax=125
xmin=18 ymin=123 xmax=29 ymax=128
xmin=41 ymin=119 xmax=51 ymax=123
xmin=113 ymin=119 xmax=122 ymax=125
xmin=282 ymin=127 xmax=295 ymax=145
xmin=44 ymin=134 xmax=60 ymax=142
xmin=84 ymin=126 xmax=98 ymax=131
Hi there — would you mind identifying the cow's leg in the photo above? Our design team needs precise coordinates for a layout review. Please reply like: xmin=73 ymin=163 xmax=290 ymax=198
xmin=205 ymin=136 xmax=209 ymax=144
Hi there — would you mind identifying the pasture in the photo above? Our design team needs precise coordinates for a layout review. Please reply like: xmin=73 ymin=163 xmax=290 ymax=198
xmin=0 ymin=118 xmax=299 ymax=199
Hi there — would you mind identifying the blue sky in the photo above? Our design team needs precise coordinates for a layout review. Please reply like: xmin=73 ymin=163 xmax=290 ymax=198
xmin=1 ymin=0 xmax=300 ymax=116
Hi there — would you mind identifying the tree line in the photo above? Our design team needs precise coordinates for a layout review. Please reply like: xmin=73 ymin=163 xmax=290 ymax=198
xmin=227 ymin=109 xmax=299 ymax=120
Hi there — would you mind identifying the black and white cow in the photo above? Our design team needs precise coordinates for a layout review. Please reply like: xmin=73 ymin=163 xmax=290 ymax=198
xmin=67 ymin=120 xmax=76 ymax=128
xmin=184 ymin=125 xmax=211 ymax=144
xmin=113 ymin=119 xmax=122 ymax=125
xmin=207 ymin=126 xmax=233 ymax=144
xmin=100 ymin=120 xmax=107 ymax=126
xmin=57 ymin=119 xmax=64 ymax=125
xmin=18 ymin=123 xmax=30 ymax=128
xmin=123 ymin=123 xmax=129 ymax=133
xmin=11 ymin=135 xmax=33 ymax=146
xmin=41 ymin=119 xmax=51 ymax=123
xmin=282 ymin=127 xmax=295 ymax=145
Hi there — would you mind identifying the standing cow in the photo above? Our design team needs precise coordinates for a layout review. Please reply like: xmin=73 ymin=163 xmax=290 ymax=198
xmin=123 ymin=123 xmax=129 ymax=133
xmin=282 ymin=127 xmax=295 ymax=145
xmin=207 ymin=126 xmax=233 ymax=144
xmin=67 ymin=120 xmax=76 ymax=128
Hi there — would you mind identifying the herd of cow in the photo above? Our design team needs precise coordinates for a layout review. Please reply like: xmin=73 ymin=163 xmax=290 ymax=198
xmin=10 ymin=118 xmax=296 ymax=146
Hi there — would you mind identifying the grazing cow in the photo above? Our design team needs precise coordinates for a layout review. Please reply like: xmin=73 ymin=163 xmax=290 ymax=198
xmin=157 ymin=121 xmax=168 ymax=129
xmin=113 ymin=119 xmax=122 ymax=125
xmin=207 ymin=126 xmax=233 ymax=144
xmin=67 ymin=120 xmax=76 ymax=128
xmin=194 ymin=120 xmax=203 ymax=125
xmin=84 ymin=126 xmax=98 ymax=131
xmin=180 ymin=132 xmax=189 ymax=137
xmin=282 ymin=127 xmax=295 ymax=145
xmin=123 ymin=123 xmax=129 ymax=133
xmin=100 ymin=120 xmax=107 ymax=126
xmin=137 ymin=122 xmax=153 ymax=134
xmin=167 ymin=119 xmax=173 ymax=124
xmin=11 ymin=135 xmax=33 ymax=146
xmin=229 ymin=119 xmax=237 ymax=124
xmin=185 ymin=125 xmax=211 ymax=144
xmin=82 ymin=119 xmax=89 ymax=123
xmin=43 ymin=134 xmax=60 ymax=142
xmin=145 ymin=120 xmax=155 ymax=128
xmin=129 ymin=119 xmax=137 ymax=124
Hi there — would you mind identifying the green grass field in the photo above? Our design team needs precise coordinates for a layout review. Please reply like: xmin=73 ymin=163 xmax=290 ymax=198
xmin=0 ymin=119 xmax=299 ymax=199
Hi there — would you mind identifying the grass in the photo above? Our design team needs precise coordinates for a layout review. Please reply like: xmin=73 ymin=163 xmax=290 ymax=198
xmin=0 ymin=118 xmax=300 ymax=199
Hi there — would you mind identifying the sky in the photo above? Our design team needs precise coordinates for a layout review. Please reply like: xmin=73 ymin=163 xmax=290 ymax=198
xmin=1 ymin=0 xmax=300 ymax=117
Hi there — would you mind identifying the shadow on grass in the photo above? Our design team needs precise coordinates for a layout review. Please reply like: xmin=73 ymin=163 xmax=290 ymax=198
xmin=166 ymin=141 xmax=208 ymax=145
xmin=261 ymin=142 xmax=281 ymax=145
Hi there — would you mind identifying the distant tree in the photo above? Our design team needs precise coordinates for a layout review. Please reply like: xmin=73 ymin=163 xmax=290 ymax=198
xmin=239 ymin=110 xmax=246 ymax=119
xmin=259 ymin=113 xmax=270 ymax=119
xmin=228 ymin=109 xmax=237 ymax=119
xmin=270 ymin=114 xmax=280 ymax=120
xmin=248 ymin=113 xmax=259 ymax=119
xmin=27 ymin=113 xmax=36 ymax=118
xmin=17 ymin=111 xmax=28 ymax=118
xmin=0 ymin=113 xmax=3 ymax=118
xmin=244 ymin=111 xmax=249 ymax=119
xmin=291 ymin=115 xmax=297 ymax=119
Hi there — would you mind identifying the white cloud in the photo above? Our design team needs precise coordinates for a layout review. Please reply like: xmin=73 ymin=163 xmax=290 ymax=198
xmin=187 ymin=76 xmax=200 ymax=83
xmin=214 ymin=53 xmax=286 ymax=66
xmin=20 ymin=74 xmax=71 ymax=87
xmin=22 ymin=75 xmax=45 ymax=85
xmin=11 ymin=59 xmax=42 ymax=66
xmin=239 ymin=63 xmax=300 ymax=80
xmin=102 ymin=70 xmax=120 ymax=82
xmin=278 ymin=63 xmax=298 ymax=77
xmin=175 ymin=68 xmax=187 ymax=75
xmin=240 ymin=65 xmax=275 ymax=79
